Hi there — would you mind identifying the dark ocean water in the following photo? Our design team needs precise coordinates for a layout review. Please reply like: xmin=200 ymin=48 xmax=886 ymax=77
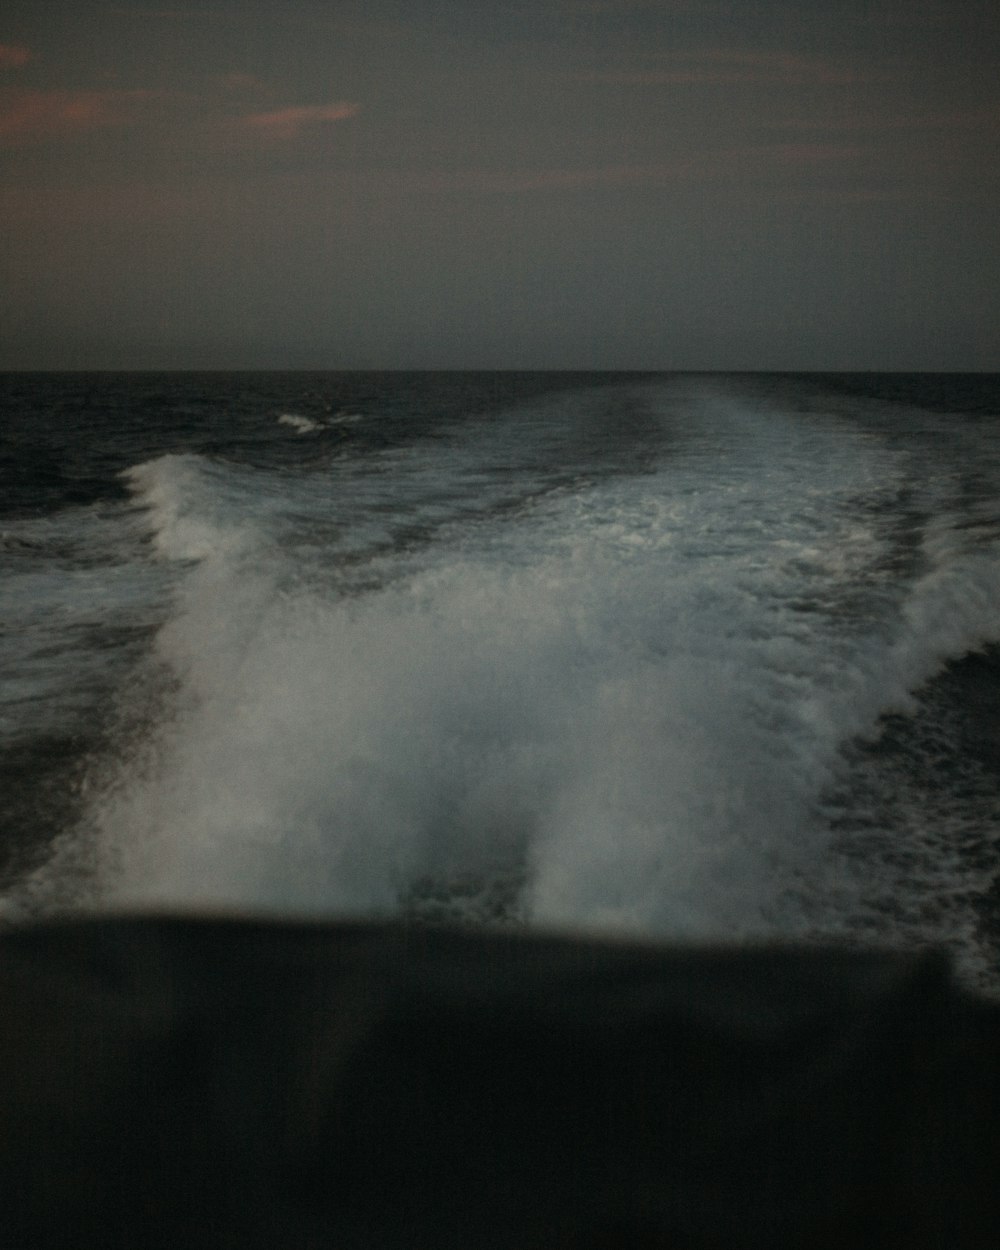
xmin=3 ymin=371 xmax=1000 ymax=991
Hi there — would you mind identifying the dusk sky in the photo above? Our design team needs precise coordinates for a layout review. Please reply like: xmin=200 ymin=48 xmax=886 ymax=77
xmin=2 ymin=2 xmax=998 ymax=370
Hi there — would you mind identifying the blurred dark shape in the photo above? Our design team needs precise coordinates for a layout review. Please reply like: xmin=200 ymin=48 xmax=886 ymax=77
xmin=1 ymin=915 xmax=998 ymax=1248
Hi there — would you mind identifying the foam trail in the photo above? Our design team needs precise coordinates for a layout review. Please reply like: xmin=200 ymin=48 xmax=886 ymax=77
xmin=20 ymin=382 xmax=1000 ymax=946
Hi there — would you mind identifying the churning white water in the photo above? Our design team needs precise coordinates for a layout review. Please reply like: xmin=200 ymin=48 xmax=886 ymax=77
xmin=9 ymin=377 xmax=991 ymax=987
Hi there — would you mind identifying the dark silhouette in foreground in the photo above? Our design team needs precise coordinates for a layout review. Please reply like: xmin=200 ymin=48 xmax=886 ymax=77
xmin=1 ymin=915 xmax=998 ymax=1248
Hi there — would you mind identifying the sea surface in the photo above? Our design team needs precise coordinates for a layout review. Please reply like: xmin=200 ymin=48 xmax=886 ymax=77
xmin=3 ymin=371 xmax=1000 ymax=991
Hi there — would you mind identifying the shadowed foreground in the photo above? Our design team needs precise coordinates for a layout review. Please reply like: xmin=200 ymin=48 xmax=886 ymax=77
xmin=2 ymin=916 xmax=999 ymax=1248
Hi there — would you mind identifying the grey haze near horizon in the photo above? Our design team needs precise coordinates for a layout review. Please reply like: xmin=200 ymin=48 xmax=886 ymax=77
xmin=1 ymin=1 xmax=998 ymax=371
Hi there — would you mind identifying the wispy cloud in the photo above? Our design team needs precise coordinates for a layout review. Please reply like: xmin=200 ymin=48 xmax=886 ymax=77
xmin=412 ymin=143 xmax=862 ymax=194
xmin=772 ymin=107 xmax=1000 ymax=133
xmin=0 ymin=80 xmax=361 ymax=151
xmin=733 ymin=142 xmax=865 ymax=164
xmin=575 ymin=48 xmax=862 ymax=87
xmin=559 ymin=1 xmax=726 ymax=12
xmin=106 ymin=7 xmax=224 ymax=17
xmin=240 ymin=102 xmax=360 ymax=140
xmin=0 ymin=43 xmax=31 ymax=69
xmin=0 ymin=88 xmax=159 ymax=143
xmin=424 ymin=164 xmax=672 ymax=193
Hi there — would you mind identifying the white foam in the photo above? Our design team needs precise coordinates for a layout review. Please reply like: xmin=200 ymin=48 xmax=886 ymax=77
xmin=278 ymin=413 xmax=322 ymax=434
xmin=123 ymin=455 xmax=263 ymax=563
xmin=19 ymin=381 xmax=1000 ymax=947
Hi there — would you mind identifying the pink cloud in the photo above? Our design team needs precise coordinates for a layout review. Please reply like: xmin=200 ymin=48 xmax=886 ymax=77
xmin=694 ymin=49 xmax=859 ymax=85
xmin=410 ymin=164 xmax=686 ymax=194
xmin=414 ymin=144 xmax=864 ymax=195
xmin=463 ymin=166 xmax=655 ymax=192
xmin=0 ymin=43 xmax=30 ymax=69
xmin=241 ymin=102 xmax=359 ymax=140
xmin=559 ymin=1 xmax=721 ymax=11
xmin=106 ymin=7 xmax=219 ymax=16
xmin=773 ymin=108 xmax=1000 ymax=133
xmin=0 ymin=89 xmax=161 ymax=143
xmin=575 ymin=48 xmax=861 ymax=87
xmin=735 ymin=142 xmax=864 ymax=163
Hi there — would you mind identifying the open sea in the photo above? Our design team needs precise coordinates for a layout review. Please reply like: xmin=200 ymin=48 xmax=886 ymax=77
xmin=3 ymin=371 xmax=1000 ymax=992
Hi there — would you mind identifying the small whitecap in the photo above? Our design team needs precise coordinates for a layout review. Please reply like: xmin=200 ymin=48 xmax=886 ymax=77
xmin=278 ymin=413 xmax=322 ymax=435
